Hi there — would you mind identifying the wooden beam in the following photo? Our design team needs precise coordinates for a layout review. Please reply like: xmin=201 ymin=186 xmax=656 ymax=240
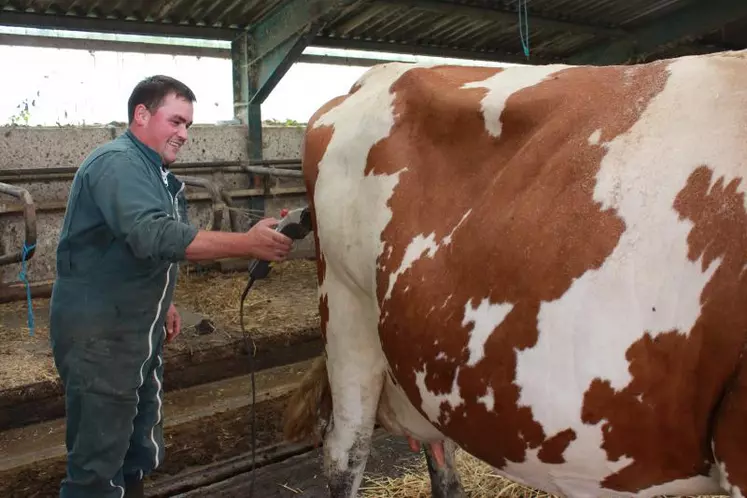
xmin=569 ymin=0 xmax=747 ymax=65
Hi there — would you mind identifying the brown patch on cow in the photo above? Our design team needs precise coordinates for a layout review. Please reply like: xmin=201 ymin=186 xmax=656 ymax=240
xmin=303 ymin=95 xmax=346 ymax=198
xmin=538 ymin=429 xmax=577 ymax=464
xmin=302 ymin=94 xmax=348 ymax=339
xmin=363 ymin=62 xmax=672 ymax=472
xmin=582 ymin=331 xmax=711 ymax=489
xmin=580 ymin=165 xmax=747 ymax=491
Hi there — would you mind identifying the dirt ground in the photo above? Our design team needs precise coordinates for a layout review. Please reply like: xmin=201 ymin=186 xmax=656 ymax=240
xmin=0 ymin=259 xmax=320 ymax=390
xmin=0 ymin=392 xmax=292 ymax=497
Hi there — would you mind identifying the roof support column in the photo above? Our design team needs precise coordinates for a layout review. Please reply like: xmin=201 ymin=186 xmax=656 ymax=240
xmin=231 ymin=0 xmax=358 ymax=222
xmin=232 ymin=32 xmax=266 ymax=222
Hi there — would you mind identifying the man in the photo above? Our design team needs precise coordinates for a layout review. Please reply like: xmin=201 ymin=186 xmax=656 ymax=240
xmin=49 ymin=75 xmax=292 ymax=498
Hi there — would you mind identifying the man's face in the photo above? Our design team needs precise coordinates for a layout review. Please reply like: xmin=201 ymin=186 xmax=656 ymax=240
xmin=137 ymin=93 xmax=194 ymax=164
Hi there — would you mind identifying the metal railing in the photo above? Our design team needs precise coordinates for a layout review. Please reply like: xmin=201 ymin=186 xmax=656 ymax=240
xmin=0 ymin=159 xmax=304 ymax=183
xmin=0 ymin=182 xmax=36 ymax=267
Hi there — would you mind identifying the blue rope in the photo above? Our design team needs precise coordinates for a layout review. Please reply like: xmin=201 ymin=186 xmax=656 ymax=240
xmin=18 ymin=242 xmax=36 ymax=336
xmin=518 ymin=0 xmax=530 ymax=58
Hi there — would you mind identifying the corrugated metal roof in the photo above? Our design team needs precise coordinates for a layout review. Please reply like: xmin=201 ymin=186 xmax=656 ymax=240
xmin=313 ymin=0 xmax=747 ymax=63
xmin=1 ymin=0 xmax=285 ymax=29
xmin=0 ymin=0 xmax=289 ymax=40
xmin=0 ymin=0 xmax=744 ymax=64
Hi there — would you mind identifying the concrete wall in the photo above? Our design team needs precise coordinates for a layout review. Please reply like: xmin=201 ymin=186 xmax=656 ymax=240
xmin=0 ymin=124 xmax=311 ymax=284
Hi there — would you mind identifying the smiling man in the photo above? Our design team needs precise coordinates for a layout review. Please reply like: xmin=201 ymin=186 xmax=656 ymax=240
xmin=49 ymin=75 xmax=292 ymax=498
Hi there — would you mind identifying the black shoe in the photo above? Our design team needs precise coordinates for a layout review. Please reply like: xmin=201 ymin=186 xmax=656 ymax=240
xmin=123 ymin=477 xmax=144 ymax=498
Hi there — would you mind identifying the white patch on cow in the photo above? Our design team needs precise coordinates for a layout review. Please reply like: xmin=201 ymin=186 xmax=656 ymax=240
xmin=500 ymin=424 xmax=634 ymax=497
xmin=507 ymin=53 xmax=745 ymax=496
xmin=377 ymin=370 xmax=446 ymax=442
xmin=442 ymin=294 xmax=453 ymax=308
xmin=716 ymin=457 xmax=743 ymax=498
xmin=384 ymin=210 xmax=471 ymax=301
xmin=425 ymin=305 xmax=436 ymax=318
xmin=721 ymin=464 xmax=735 ymax=484
xmin=719 ymin=462 xmax=731 ymax=493
xmin=507 ymin=431 xmax=719 ymax=497
xmin=415 ymin=367 xmax=464 ymax=424
xmin=309 ymin=62 xmax=451 ymax=485
xmin=588 ymin=129 xmax=603 ymax=146
xmin=310 ymin=62 xmax=428 ymax=478
xmin=435 ymin=352 xmax=447 ymax=360
xmin=478 ymin=386 xmax=495 ymax=411
xmin=640 ymin=469 xmax=724 ymax=498
xmin=314 ymin=63 xmax=420 ymax=297
xmin=321 ymin=268 xmax=388 ymax=475
xmin=462 ymin=297 xmax=514 ymax=367
xmin=385 ymin=233 xmax=438 ymax=298
xmin=463 ymin=64 xmax=568 ymax=138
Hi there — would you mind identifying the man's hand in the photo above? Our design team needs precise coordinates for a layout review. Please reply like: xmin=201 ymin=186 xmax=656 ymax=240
xmin=246 ymin=218 xmax=293 ymax=261
xmin=165 ymin=303 xmax=181 ymax=343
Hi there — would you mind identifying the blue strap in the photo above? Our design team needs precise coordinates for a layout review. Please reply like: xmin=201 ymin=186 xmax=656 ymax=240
xmin=518 ymin=0 xmax=530 ymax=58
xmin=18 ymin=242 xmax=36 ymax=336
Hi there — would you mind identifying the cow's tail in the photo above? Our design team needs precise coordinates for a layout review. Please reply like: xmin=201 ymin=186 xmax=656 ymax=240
xmin=283 ymin=355 xmax=332 ymax=445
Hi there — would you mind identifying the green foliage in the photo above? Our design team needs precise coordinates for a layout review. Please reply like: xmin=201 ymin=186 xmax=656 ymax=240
xmin=7 ymin=93 xmax=38 ymax=126
xmin=262 ymin=118 xmax=307 ymax=127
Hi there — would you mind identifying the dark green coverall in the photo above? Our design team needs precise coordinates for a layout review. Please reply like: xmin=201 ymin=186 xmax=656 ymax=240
xmin=49 ymin=130 xmax=198 ymax=497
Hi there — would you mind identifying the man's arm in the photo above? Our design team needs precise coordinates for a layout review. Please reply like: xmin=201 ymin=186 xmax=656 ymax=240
xmin=185 ymin=218 xmax=292 ymax=262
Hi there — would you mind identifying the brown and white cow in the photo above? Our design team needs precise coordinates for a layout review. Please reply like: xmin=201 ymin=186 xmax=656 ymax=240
xmin=283 ymin=49 xmax=747 ymax=497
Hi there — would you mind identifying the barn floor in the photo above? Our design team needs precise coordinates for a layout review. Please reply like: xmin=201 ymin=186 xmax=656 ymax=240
xmin=0 ymin=259 xmax=320 ymax=390
xmin=176 ymin=431 xmax=426 ymax=498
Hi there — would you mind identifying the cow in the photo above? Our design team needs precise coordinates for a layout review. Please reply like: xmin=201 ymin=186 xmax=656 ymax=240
xmin=283 ymin=48 xmax=747 ymax=498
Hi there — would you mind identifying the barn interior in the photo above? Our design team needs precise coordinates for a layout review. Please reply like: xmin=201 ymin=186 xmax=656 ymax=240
xmin=0 ymin=0 xmax=745 ymax=495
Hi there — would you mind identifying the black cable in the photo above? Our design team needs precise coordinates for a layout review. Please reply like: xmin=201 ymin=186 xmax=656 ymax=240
xmin=239 ymin=275 xmax=258 ymax=497
xmin=235 ymin=208 xmax=311 ymax=497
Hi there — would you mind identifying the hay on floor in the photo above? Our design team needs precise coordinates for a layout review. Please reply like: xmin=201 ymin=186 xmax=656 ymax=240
xmin=360 ymin=449 xmax=551 ymax=498
xmin=172 ymin=259 xmax=319 ymax=334
xmin=0 ymin=346 xmax=57 ymax=388
xmin=0 ymin=299 xmax=55 ymax=389
xmin=360 ymin=449 xmax=727 ymax=498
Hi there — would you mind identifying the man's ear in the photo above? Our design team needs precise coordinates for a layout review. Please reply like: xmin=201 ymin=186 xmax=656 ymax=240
xmin=133 ymin=104 xmax=150 ymax=126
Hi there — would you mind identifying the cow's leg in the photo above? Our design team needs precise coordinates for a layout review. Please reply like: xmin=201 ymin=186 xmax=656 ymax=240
xmin=322 ymin=273 xmax=385 ymax=497
xmin=423 ymin=439 xmax=465 ymax=498
xmin=712 ymin=362 xmax=747 ymax=497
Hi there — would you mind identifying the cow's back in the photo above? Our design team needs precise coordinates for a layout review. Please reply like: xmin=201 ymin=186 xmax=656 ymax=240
xmin=302 ymin=52 xmax=747 ymax=496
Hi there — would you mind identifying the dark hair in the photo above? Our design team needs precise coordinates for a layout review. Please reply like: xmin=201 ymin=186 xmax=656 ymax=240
xmin=127 ymin=75 xmax=196 ymax=124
